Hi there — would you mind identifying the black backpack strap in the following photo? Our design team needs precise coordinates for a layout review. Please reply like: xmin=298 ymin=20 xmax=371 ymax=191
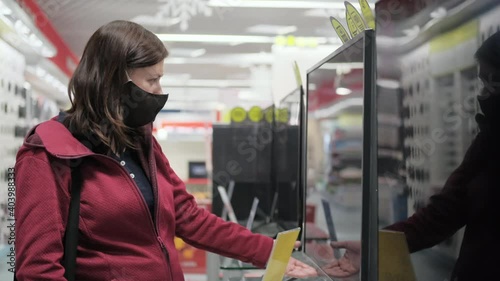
xmin=14 ymin=165 xmax=82 ymax=281
xmin=63 ymin=164 xmax=82 ymax=281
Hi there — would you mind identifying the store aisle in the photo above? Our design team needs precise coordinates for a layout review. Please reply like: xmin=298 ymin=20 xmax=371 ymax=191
xmin=184 ymin=274 xmax=208 ymax=281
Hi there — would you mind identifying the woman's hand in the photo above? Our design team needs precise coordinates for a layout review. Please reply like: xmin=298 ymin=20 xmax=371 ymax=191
xmin=322 ymin=241 xmax=361 ymax=278
xmin=285 ymin=257 xmax=318 ymax=278
xmin=283 ymin=241 xmax=317 ymax=278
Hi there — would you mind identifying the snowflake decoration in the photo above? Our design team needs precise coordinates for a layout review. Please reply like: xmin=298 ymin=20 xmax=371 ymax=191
xmin=158 ymin=0 xmax=213 ymax=31
xmin=133 ymin=0 xmax=243 ymax=30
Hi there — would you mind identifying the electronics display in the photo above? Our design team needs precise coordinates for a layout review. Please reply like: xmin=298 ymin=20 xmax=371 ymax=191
xmin=188 ymin=161 xmax=207 ymax=179
xmin=271 ymin=87 xmax=302 ymax=227
xmin=211 ymin=88 xmax=304 ymax=238
xmin=211 ymin=124 xmax=274 ymax=222
xmin=302 ymin=30 xmax=377 ymax=281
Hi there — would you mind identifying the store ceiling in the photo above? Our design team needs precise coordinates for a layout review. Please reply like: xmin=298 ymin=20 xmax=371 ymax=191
xmin=35 ymin=0 xmax=376 ymax=111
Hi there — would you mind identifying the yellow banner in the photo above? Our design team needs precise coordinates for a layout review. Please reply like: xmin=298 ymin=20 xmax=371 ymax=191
xmin=430 ymin=20 xmax=478 ymax=53
xmin=330 ymin=16 xmax=351 ymax=43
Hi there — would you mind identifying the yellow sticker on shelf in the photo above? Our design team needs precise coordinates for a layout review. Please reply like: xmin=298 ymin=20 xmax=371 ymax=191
xmin=345 ymin=1 xmax=366 ymax=35
xmin=330 ymin=16 xmax=351 ymax=44
xmin=230 ymin=107 xmax=247 ymax=123
xmin=248 ymin=106 xmax=263 ymax=122
xmin=358 ymin=0 xmax=375 ymax=29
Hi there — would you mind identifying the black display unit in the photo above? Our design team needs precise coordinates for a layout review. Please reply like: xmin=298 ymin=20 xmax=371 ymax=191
xmin=301 ymin=30 xmax=377 ymax=281
xmin=211 ymin=124 xmax=274 ymax=221
xmin=271 ymin=87 xmax=303 ymax=228
xmin=211 ymin=87 xmax=304 ymax=237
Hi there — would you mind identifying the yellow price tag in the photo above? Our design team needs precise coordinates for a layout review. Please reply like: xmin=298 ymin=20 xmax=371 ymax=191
xmin=345 ymin=10 xmax=359 ymax=37
xmin=248 ymin=106 xmax=263 ymax=122
xmin=230 ymin=107 xmax=247 ymax=123
xmin=345 ymin=1 xmax=366 ymax=36
xmin=330 ymin=16 xmax=351 ymax=44
xmin=358 ymin=0 xmax=375 ymax=29
xmin=262 ymin=228 xmax=301 ymax=281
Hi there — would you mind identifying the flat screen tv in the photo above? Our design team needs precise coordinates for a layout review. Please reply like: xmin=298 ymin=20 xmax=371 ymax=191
xmin=188 ymin=161 xmax=207 ymax=179
xmin=301 ymin=30 xmax=377 ymax=281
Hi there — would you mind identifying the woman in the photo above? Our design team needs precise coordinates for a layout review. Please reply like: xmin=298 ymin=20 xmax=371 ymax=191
xmin=14 ymin=20 xmax=315 ymax=280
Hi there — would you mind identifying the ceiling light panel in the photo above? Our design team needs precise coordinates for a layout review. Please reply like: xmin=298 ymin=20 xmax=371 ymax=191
xmin=207 ymin=0 xmax=362 ymax=9
xmin=156 ymin=34 xmax=274 ymax=44
xmin=246 ymin=24 xmax=298 ymax=35
xmin=169 ymin=48 xmax=207 ymax=57
xmin=164 ymin=52 xmax=276 ymax=66
xmin=157 ymin=33 xmax=340 ymax=46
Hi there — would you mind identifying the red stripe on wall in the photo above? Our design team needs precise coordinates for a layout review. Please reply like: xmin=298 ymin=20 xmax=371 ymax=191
xmin=18 ymin=0 xmax=79 ymax=77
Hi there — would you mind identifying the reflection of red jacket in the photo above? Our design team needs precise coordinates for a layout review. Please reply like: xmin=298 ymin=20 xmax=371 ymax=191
xmin=15 ymin=119 xmax=273 ymax=281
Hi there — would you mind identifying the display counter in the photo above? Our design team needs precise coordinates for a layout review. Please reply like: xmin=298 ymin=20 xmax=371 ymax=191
xmin=215 ymin=251 xmax=333 ymax=281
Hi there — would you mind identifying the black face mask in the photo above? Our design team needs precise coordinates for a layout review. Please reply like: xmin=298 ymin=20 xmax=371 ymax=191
xmin=121 ymin=81 xmax=169 ymax=128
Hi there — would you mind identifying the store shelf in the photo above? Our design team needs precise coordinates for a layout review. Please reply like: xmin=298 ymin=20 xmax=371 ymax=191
xmin=185 ymin=178 xmax=209 ymax=185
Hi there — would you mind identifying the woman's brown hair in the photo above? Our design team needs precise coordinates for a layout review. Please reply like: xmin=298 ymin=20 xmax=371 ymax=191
xmin=64 ymin=20 xmax=168 ymax=154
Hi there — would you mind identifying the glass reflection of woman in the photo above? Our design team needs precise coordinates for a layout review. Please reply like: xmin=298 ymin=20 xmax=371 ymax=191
xmin=325 ymin=30 xmax=500 ymax=281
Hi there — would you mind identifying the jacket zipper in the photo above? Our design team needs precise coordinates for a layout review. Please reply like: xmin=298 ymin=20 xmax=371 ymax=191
xmin=157 ymin=236 xmax=172 ymax=279
xmin=146 ymin=149 xmax=174 ymax=281
xmin=94 ymin=154 xmax=174 ymax=281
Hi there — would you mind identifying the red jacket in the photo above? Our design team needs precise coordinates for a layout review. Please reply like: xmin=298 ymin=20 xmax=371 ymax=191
xmin=14 ymin=119 xmax=274 ymax=281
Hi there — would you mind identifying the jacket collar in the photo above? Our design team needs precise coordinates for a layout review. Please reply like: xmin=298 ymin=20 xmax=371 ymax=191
xmin=24 ymin=118 xmax=93 ymax=158
xmin=25 ymin=115 xmax=153 ymax=159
